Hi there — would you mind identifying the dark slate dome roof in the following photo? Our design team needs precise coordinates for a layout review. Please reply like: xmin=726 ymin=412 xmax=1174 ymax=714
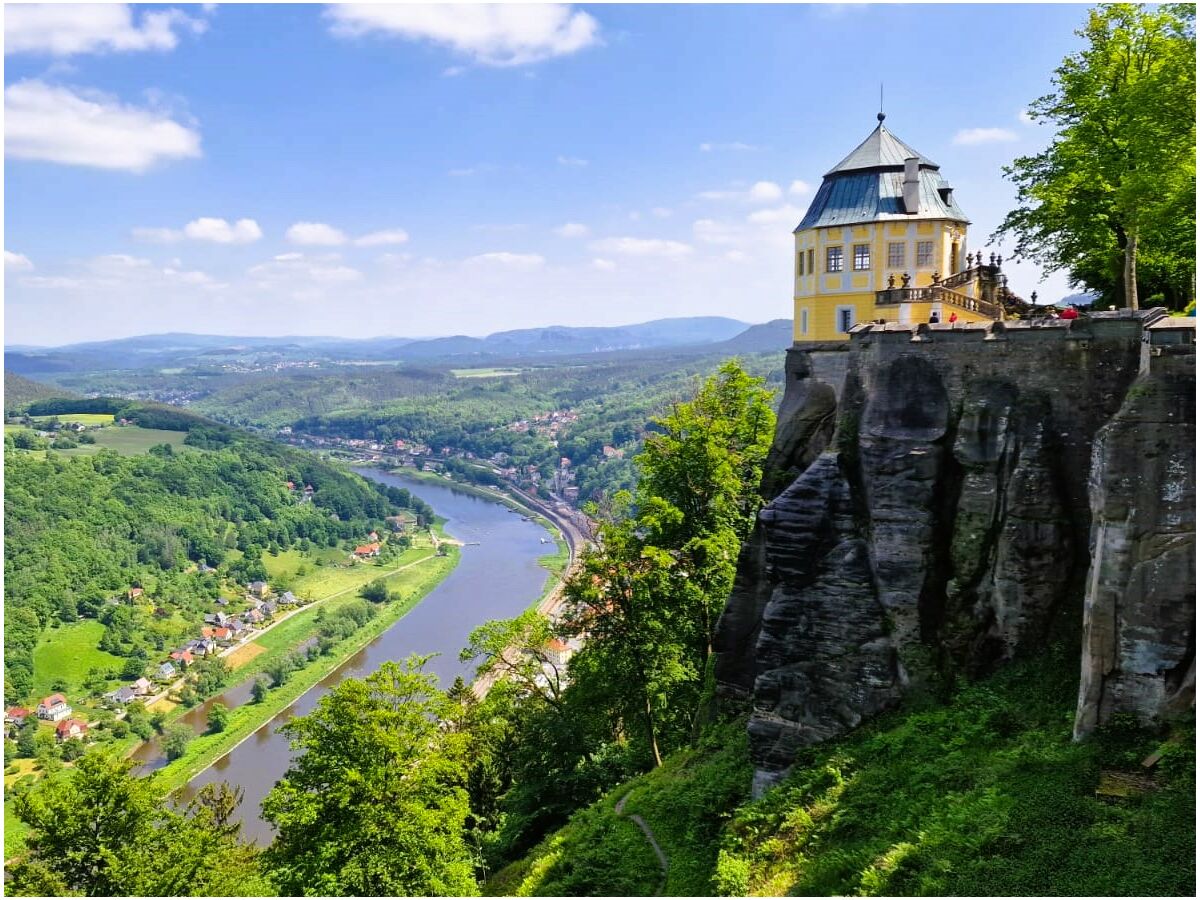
xmin=797 ymin=119 xmax=969 ymax=232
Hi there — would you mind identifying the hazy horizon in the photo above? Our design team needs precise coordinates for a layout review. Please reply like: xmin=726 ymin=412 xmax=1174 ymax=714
xmin=4 ymin=312 xmax=769 ymax=351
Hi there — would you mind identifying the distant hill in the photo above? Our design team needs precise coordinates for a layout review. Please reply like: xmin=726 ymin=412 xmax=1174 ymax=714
xmin=3 ymin=373 xmax=79 ymax=412
xmin=712 ymin=318 xmax=792 ymax=353
xmin=4 ymin=316 xmax=751 ymax=375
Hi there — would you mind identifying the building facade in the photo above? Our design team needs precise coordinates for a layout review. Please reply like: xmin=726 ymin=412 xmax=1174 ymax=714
xmin=794 ymin=115 xmax=1006 ymax=342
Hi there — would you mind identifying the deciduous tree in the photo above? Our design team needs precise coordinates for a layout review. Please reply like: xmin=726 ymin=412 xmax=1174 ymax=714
xmin=995 ymin=4 xmax=1195 ymax=308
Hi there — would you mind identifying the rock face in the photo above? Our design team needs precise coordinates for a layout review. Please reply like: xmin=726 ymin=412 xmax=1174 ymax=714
xmin=714 ymin=313 xmax=1195 ymax=791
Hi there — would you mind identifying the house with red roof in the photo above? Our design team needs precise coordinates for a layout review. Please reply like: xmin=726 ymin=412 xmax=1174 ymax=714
xmin=55 ymin=718 xmax=88 ymax=742
xmin=169 ymin=649 xmax=194 ymax=667
xmin=128 ymin=587 xmax=144 ymax=600
xmin=5 ymin=707 xmax=30 ymax=727
xmin=37 ymin=693 xmax=72 ymax=722
xmin=213 ymin=627 xmax=234 ymax=643
xmin=354 ymin=542 xmax=381 ymax=558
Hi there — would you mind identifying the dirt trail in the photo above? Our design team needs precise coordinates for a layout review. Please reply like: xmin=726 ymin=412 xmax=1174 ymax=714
xmin=615 ymin=791 xmax=669 ymax=895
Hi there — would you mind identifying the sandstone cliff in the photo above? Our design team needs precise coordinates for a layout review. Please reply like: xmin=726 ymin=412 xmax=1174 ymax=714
xmin=714 ymin=311 xmax=1195 ymax=792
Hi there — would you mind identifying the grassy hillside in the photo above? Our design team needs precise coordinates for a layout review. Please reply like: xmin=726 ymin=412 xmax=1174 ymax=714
xmin=489 ymin=644 xmax=1195 ymax=897
xmin=3 ymin=372 xmax=77 ymax=412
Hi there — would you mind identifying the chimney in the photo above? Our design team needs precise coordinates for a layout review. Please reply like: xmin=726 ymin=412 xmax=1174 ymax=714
xmin=903 ymin=157 xmax=920 ymax=214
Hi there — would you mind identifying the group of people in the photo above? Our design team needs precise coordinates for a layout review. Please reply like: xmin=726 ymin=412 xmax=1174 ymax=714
xmin=927 ymin=306 xmax=1081 ymax=324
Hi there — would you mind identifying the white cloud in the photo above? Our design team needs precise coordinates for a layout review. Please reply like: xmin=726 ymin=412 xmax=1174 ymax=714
xmin=88 ymin=253 xmax=151 ymax=272
xmin=4 ymin=251 xmax=34 ymax=272
xmin=651 ymin=207 xmax=672 ymax=219
xmin=1017 ymin=109 xmax=1035 ymax=124
xmin=134 ymin=218 xmax=261 ymax=244
xmin=698 ymin=180 xmax=784 ymax=204
xmin=286 ymin=222 xmax=348 ymax=246
xmin=554 ymin=222 xmax=590 ymax=238
xmin=326 ymin=3 xmax=600 ymax=67
xmin=4 ymin=80 xmax=201 ymax=173
xmin=20 ymin=275 xmax=85 ymax=290
xmin=725 ymin=250 xmax=751 ymax=263
xmin=749 ymin=181 xmax=783 ymax=202
xmin=354 ymin=228 xmax=409 ymax=247
xmin=465 ymin=252 xmax=546 ymax=268
xmin=746 ymin=204 xmax=804 ymax=226
xmin=589 ymin=237 xmax=693 ymax=260
xmin=184 ymin=217 xmax=262 ymax=244
xmin=952 ymin=127 xmax=1019 ymax=146
xmin=557 ymin=155 xmax=588 ymax=167
xmin=692 ymin=218 xmax=741 ymax=246
xmin=5 ymin=4 xmax=208 ymax=57
xmin=789 ymin=180 xmax=811 ymax=196
xmin=699 ymin=141 xmax=757 ymax=152
xmin=249 ymin=253 xmax=362 ymax=284
xmin=591 ymin=258 xmax=616 ymax=271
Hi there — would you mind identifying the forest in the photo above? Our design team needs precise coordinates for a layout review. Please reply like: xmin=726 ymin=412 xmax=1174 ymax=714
xmin=4 ymin=408 xmax=432 ymax=708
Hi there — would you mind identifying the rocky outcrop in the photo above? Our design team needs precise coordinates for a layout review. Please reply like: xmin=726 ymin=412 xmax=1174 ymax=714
xmin=714 ymin=313 xmax=1195 ymax=791
xmin=1075 ymin=328 xmax=1196 ymax=737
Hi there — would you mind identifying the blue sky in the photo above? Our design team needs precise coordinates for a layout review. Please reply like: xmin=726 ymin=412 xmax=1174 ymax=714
xmin=4 ymin=2 xmax=1092 ymax=346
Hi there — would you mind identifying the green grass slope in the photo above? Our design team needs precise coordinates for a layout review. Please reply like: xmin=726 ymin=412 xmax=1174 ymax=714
xmin=3 ymin=373 xmax=77 ymax=412
xmin=487 ymin=645 xmax=1194 ymax=897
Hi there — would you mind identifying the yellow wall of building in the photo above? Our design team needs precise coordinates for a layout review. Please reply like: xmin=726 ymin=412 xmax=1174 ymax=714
xmin=793 ymin=217 xmax=975 ymax=342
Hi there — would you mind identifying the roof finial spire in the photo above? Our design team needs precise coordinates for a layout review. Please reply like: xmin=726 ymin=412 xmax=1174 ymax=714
xmin=878 ymin=83 xmax=885 ymax=122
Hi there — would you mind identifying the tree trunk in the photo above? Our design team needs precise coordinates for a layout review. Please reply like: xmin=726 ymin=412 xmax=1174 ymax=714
xmin=1124 ymin=228 xmax=1139 ymax=310
xmin=644 ymin=689 xmax=662 ymax=767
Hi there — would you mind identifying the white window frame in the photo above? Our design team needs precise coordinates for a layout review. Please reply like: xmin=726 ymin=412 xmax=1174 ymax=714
xmin=916 ymin=240 xmax=934 ymax=268
xmin=826 ymin=246 xmax=844 ymax=273
xmin=835 ymin=305 xmax=855 ymax=334
xmin=887 ymin=242 xmax=906 ymax=268
xmin=853 ymin=244 xmax=871 ymax=271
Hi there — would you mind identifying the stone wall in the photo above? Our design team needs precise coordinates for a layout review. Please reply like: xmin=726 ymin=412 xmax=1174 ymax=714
xmin=713 ymin=312 xmax=1195 ymax=793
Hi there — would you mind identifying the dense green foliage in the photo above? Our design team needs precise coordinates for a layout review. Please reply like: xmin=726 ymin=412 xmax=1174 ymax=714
xmin=996 ymin=4 xmax=1196 ymax=309
xmin=4 ymin=415 xmax=430 ymax=705
xmin=3 ymin=373 xmax=78 ymax=413
xmin=7 ymin=755 xmax=271 ymax=896
xmin=262 ymin=657 xmax=478 ymax=896
xmin=485 ymin=723 xmax=752 ymax=897
xmin=458 ymin=361 xmax=775 ymax=869
xmin=489 ymin=647 xmax=1194 ymax=897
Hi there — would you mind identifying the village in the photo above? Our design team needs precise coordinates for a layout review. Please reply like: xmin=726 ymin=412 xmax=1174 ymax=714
xmin=3 ymin=525 xmax=406 ymax=757
xmin=277 ymin=404 xmax=627 ymax=508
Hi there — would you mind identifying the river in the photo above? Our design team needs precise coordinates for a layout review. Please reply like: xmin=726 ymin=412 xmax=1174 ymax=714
xmin=130 ymin=470 xmax=559 ymax=845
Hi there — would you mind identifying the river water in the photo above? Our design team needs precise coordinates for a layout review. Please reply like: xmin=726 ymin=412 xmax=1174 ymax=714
xmin=130 ymin=470 xmax=556 ymax=845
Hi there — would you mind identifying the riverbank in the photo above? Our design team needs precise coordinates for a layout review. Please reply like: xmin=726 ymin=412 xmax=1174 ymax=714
xmin=152 ymin=545 xmax=459 ymax=797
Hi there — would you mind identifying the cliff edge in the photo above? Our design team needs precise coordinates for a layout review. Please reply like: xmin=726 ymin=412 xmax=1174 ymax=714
xmin=713 ymin=311 xmax=1195 ymax=793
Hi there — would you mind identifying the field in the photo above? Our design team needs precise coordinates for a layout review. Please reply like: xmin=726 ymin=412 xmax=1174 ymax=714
xmin=28 ymin=413 xmax=115 ymax=426
xmin=261 ymin=542 xmax=436 ymax=601
xmin=70 ymin=426 xmax=190 ymax=456
xmin=450 ymin=367 xmax=524 ymax=378
xmin=30 ymin=620 xmax=124 ymax=699
xmin=6 ymin=423 xmax=191 ymax=457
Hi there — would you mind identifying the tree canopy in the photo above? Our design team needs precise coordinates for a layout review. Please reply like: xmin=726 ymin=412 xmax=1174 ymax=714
xmin=995 ymin=4 xmax=1195 ymax=309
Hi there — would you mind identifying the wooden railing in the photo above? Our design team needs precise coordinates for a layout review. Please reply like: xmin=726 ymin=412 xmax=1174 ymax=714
xmin=875 ymin=284 xmax=1003 ymax=320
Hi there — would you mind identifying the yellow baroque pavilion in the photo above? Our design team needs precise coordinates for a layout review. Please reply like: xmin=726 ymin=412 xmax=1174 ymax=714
xmin=793 ymin=114 xmax=1006 ymax=342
